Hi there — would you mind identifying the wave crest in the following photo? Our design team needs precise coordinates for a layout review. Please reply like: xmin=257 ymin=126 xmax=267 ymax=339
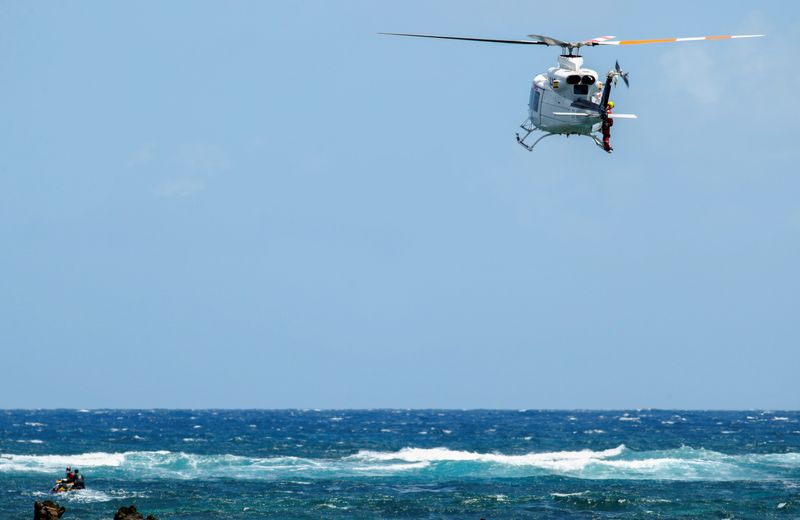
xmin=2 ymin=445 xmax=799 ymax=481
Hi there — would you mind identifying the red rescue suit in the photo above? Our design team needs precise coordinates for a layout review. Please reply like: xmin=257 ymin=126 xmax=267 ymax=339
xmin=602 ymin=109 xmax=614 ymax=151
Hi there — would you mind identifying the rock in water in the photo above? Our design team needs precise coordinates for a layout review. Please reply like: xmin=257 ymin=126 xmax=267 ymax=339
xmin=114 ymin=504 xmax=159 ymax=520
xmin=33 ymin=501 xmax=65 ymax=519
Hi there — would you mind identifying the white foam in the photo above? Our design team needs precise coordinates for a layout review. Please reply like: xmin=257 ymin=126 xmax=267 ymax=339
xmin=318 ymin=503 xmax=349 ymax=510
xmin=0 ymin=452 xmax=126 ymax=474
xmin=32 ymin=488 xmax=149 ymax=504
xmin=551 ymin=491 xmax=589 ymax=497
xmin=350 ymin=445 xmax=626 ymax=472
xmin=58 ymin=489 xmax=114 ymax=503
xmin=3 ymin=446 xmax=799 ymax=482
xmin=347 ymin=445 xmax=800 ymax=480
xmin=351 ymin=462 xmax=429 ymax=472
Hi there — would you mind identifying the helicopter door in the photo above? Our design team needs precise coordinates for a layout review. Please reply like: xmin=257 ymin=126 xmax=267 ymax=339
xmin=529 ymin=87 xmax=542 ymax=125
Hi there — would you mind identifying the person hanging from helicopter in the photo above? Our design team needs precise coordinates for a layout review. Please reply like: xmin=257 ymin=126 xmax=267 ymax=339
xmin=601 ymin=101 xmax=614 ymax=152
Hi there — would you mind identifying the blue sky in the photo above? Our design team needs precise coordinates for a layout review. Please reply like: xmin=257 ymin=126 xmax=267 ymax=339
xmin=0 ymin=1 xmax=797 ymax=409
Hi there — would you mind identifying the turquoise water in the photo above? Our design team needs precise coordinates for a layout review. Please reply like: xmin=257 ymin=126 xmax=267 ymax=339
xmin=2 ymin=410 xmax=799 ymax=518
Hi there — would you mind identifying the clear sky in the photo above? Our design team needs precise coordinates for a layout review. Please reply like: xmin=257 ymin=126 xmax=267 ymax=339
xmin=1 ymin=1 xmax=797 ymax=409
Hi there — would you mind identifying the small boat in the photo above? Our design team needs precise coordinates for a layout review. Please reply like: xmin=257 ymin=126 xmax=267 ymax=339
xmin=50 ymin=478 xmax=84 ymax=493
xmin=50 ymin=480 xmax=75 ymax=493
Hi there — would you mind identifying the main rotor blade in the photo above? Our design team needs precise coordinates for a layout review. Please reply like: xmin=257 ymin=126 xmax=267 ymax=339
xmin=584 ymin=36 xmax=616 ymax=43
xmin=596 ymin=34 xmax=764 ymax=45
xmin=380 ymin=32 xmax=547 ymax=45
xmin=526 ymin=34 xmax=570 ymax=47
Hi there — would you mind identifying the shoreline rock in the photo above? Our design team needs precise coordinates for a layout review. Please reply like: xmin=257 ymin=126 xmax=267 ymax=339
xmin=34 ymin=501 xmax=65 ymax=520
xmin=32 ymin=502 xmax=158 ymax=520
xmin=114 ymin=504 xmax=159 ymax=520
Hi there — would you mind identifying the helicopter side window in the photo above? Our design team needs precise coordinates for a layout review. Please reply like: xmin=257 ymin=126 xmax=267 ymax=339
xmin=530 ymin=89 xmax=541 ymax=112
xmin=573 ymin=84 xmax=589 ymax=95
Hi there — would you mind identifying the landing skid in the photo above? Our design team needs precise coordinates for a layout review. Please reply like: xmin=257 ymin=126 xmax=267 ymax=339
xmin=516 ymin=119 xmax=613 ymax=153
xmin=590 ymin=134 xmax=612 ymax=153
xmin=515 ymin=119 xmax=557 ymax=152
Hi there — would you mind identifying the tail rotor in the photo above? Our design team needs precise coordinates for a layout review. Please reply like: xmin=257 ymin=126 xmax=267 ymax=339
xmin=614 ymin=60 xmax=630 ymax=87
xmin=599 ymin=61 xmax=630 ymax=119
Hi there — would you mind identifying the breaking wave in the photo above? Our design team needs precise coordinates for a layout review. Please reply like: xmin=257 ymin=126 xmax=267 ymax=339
xmin=26 ymin=488 xmax=148 ymax=504
xmin=2 ymin=445 xmax=799 ymax=481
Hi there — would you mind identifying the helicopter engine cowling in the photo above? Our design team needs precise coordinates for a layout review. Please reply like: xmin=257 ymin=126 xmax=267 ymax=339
xmin=558 ymin=55 xmax=583 ymax=71
xmin=546 ymin=58 xmax=600 ymax=98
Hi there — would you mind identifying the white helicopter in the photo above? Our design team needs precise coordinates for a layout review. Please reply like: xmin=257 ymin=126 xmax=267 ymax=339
xmin=381 ymin=32 xmax=764 ymax=153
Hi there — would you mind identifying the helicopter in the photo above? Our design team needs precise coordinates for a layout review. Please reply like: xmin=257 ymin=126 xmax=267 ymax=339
xmin=381 ymin=32 xmax=764 ymax=153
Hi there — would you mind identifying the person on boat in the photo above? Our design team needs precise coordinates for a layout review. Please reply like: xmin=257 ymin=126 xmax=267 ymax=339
xmin=65 ymin=466 xmax=75 ymax=482
xmin=72 ymin=469 xmax=85 ymax=490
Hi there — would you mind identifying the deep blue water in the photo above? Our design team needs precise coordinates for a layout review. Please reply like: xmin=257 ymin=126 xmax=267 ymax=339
xmin=2 ymin=410 xmax=799 ymax=518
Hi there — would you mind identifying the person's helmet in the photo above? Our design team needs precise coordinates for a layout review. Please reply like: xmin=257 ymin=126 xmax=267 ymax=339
xmin=73 ymin=469 xmax=79 ymax=474
xmin=66 ymin=467 xmax=71 ymax=471
xmin=607 ymin=101 xmax=615 ymax=109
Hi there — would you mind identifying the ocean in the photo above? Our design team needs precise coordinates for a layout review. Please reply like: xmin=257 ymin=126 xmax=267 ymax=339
xmin=1 ymin=410 xmax=798 ymax=518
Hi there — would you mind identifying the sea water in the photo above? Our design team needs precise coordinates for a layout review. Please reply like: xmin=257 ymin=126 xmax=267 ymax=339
xmin=1 ymin=410 xmax=798 ymax=518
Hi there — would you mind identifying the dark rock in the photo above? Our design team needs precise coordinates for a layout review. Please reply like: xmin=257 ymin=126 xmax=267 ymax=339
xmin=33 ymin=501 xmax=65 ymax=520
xmin=114 ymin=504 xmax=159 ymax=520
